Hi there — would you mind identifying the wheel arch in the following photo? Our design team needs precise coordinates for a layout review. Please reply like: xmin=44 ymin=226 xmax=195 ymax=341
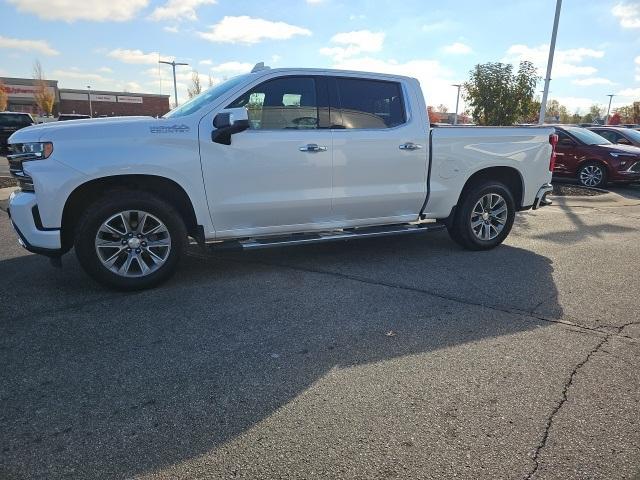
xmin=458 ymin=166 xmax=524 ymax=209
xmin=61 ymin=174 xmax=201 ymax=252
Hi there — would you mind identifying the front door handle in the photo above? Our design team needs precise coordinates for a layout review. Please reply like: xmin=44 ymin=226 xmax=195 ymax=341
xmin=399 ymin=142 xmax=423 ymax=151
xmin=299 ymin=143 xmax=327 ymax=153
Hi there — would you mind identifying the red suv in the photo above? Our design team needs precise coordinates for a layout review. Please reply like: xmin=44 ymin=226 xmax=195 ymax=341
xmin=553 ymin=126 xmax=640 ymax=188
xmin=588 ymin=126 xmax=640 ymax=147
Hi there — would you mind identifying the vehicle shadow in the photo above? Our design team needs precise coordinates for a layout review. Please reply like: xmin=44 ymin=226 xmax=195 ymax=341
xmin=0 ymin=231 xmax=562 ymax=479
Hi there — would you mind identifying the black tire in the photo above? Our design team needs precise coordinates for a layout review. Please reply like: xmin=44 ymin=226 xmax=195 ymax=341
xmin=577 ymin=161 xmax=608 ymax=188
xmin=447 ymin=181 xmax=516 ymax=251
xmin=74 ymin=191 xmax=187 ymax=290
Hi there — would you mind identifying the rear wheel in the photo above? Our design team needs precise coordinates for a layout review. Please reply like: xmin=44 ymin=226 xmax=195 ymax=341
xmin=74 ymin=191 xmax=187 ymax=290
xmin=447 ymin=181 xmax=516 ymax=250
xmin=578 ymin=162 xmax=607 ymax=188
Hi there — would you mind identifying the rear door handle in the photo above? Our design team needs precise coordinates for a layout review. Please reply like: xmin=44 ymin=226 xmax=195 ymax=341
xmin=299 ymin=143 xmax=327 ymax=153
xmin=399 ymin=142 xmax=422 ymax=151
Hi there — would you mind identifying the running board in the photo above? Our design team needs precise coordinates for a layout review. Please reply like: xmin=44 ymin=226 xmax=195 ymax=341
xmin=209 ymin=222 xmax=446 ymax=251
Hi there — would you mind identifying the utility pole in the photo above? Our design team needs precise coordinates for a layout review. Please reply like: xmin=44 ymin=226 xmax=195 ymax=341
xmin=605 ymin=94 xmax=615 ymax=124
xmin=538 ymin=0 xmax=562 ymax=125
xmin=159 ymin=59 xmax=189 ymax=108
xmin=452 ymin=84 xmax=462 ymax=125
xmin=87 ymin=85 xmax=93 ymax=118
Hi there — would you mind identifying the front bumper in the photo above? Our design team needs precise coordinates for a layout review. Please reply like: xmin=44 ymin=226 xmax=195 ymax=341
xmin=7 ymin=190 xmax=62 ymax=255
xmin=532 ymin=183 xmax=553 ymax=210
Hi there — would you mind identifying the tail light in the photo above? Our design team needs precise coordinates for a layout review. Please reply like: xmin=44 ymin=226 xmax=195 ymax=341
xmin=549 ymin=133 xmax=558 ymax=172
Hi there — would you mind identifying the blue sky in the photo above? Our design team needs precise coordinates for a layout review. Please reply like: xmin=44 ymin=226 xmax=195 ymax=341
xmin=1 ymin=0 xmax=639 ymax=113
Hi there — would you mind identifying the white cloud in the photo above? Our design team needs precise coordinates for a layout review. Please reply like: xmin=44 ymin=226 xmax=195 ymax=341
xmin=612 ymin=2 xmax=640 ymax=28
xmin=199 ymin=59 xmax=213 ymax=65
xmin=320 ymin=30 xmax=385 ymax=61
xmin=210 ymin=61 xmax=253 ymax=74
xmin=149 ymin=0 xmax=215 ymax=22
xmin=108 ymin=48 xmax=172 ymax=65
xmin=617 ymin=87 xmax=640 ymax=98
xmin=52 ymin=69 xmax=108 ymax=82
xmin=98 ymin=66 xmax=113 ymax=73
xmin=306 ymin=0 xmax=325 ymax=4
xmin=572 ymin=77 xmax=614 ymax=86
xmin=554 ymin=97 xmax=604 ymax=114
xmin=0 ymin=35 xmax=59 ymax=56
xmin=163 ymin=26 xmax=179 ymax=33
xmin=443 ymin=42 xmax=472 ymax=55
xmin=121 ymin=81 xmax=142 ymax=92
xmin=349 ymin=14 xmax=365 ymax=20
xmin=422 ymin=20 xmax=456 ymax=33
xmin=7 ymin=0 xmax=148 ymax=22
xmin=504 ymin=44 xmax=604 ymax=78
xmin=331 ymin=56 xmax=458 ymax=110
xmin=197 ymin=16 xmax=311 ymax=44
xmin=635 ymin=55 xmax=640 ymax=81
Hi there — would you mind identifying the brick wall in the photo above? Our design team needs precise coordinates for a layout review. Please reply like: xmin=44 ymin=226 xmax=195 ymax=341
xmin=59 ymin=96 xmax=170 ymax=117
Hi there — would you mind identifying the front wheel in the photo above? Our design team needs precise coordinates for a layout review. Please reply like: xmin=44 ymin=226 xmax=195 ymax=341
xmin=74 ymin=191 xmax=187 ymax=290
xmin=578 ymin=162 xmax=607 ymax=188
xmin=447 ymin=181 xmax=516 ymax=251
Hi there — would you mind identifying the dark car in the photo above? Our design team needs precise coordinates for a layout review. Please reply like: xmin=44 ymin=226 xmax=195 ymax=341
xmin=588 ymin=126 xmax=640 ymax=147
xmin=57 ymin=114 xmax=91 ymax=121
xmin=553 ymin=126 xmax=640 ymax=188
xmin=0 ymin=112 xmax=35 ymax=153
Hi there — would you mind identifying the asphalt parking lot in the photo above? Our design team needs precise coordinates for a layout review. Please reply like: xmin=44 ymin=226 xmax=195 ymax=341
xmin=1 ymin=175 xmax=640 ymax=479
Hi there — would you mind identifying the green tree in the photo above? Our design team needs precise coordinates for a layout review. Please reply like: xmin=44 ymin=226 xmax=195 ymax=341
xmin=545 ymin=99 xmax=571 ymax=123
xmin=0 ymin=79 xmax=7 ymax=111
xmin=615 ymin=105 xmax=634 ymax=123
xmin=463 ymin=61 xmax=539 ymax=125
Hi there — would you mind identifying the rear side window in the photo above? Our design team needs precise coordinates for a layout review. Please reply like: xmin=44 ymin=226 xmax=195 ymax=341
xmin=593 ymin=130 xmax=621 ymax=143
xmin=227 ymin=76 xmax=318 ymax=130
xmin=335 ymin=78 xmax=405 ymax=129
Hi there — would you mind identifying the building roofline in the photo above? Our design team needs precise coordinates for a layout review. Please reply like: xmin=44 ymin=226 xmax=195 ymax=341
xmin=59 ymin=88 xmax=170 ymax=98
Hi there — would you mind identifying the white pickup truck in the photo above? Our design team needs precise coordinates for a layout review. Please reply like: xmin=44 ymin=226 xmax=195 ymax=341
xmin=7 ymin=64 xmax=556 ymax=290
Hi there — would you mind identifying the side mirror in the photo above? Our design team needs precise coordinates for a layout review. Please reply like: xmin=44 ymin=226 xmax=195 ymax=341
xmin=558 ymin=138 xmax=575 ymax=147
xmin=212 ymin=108 xmax=249 ymax=145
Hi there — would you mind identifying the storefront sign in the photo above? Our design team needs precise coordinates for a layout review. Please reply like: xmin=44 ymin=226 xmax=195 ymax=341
xmin=117 ymin=96 xmax=143 ymax=104
xmin=60 ymin=92 xmax=88 ymax=101
xmin=91 ymin=94 xmax=117 ymax=102
xmin=4 ymin=84 xmax=56 ymax=99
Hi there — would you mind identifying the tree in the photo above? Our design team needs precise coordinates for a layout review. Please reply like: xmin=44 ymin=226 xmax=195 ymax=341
xmin=208 ymin=75 xmax=215 ymax=88
xmin=187 ymin=71 xmax=202 ymax=99
xmin=608 ymin=112 xmax=621 ymax=125
xmin=582 ymin=104 xmax=604 ymax=124
xmin=463 ymin=61 xmax=539 ymax=125
xmin=436 ymin=104 xmax=448 ymax=113
xmin=32 ymin=61 xmax=55 ymax=116
xmin=0 ymin=79 xmax=7 ymax=111
xmin=545 ymin=99 xmax=571 ymax=123
xmin=615 ymin=105 xmax=634 ymax=124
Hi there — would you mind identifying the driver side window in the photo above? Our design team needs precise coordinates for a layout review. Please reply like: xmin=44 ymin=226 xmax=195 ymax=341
xmin=227 ymin=77 xmax=318 ymax=130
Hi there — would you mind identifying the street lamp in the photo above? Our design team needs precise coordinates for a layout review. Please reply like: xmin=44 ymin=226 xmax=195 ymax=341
xmin=538 ymin=0 xmax=563 ymax=124
xmin=159 ymin=59 xmax=189 ymax=108
xmin=452 ymin=84 xmax=462 ymax=125
xmin=87 ymin=85 xmax=93 ymax=118
xmin=605 ymin=94 xmax=615 ymax=124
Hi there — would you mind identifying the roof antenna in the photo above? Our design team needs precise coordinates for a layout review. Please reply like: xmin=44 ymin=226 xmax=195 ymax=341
xmin=251 ymin=62 xmax=270 ymax=73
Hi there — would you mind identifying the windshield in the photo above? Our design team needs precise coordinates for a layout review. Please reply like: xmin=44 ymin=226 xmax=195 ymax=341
xmin=564 ymin=126 xmax=611 ymax=145
xmin=164 ymin=74 xmax=251 ymax=118
xmin=0 ymin=113 xmax=33 ymax=126
xmin=619 ymin=128 xmax=640 ymax=143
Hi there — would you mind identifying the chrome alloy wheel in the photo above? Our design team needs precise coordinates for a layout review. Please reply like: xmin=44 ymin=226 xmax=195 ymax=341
xmin=579 ymin=165 xmax=603 ymax=187
xmin=94 ymin=210 xmax=171 ymax=277
xmin=470 ymin=193 xmax=508 ymax=241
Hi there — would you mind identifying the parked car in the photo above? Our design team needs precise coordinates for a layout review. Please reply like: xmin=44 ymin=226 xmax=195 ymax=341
xmin=57 ymin=114 xmax=91 ymax=121
xmin=588 ymin=126 xmax=640 ymax=147
xmin=553 ymin=126 xmax=640 ymax=188
xmin=6 ymin=65 xmax=556 ymax=290
xmin=0 ymin=112 xmax=35 ymax=154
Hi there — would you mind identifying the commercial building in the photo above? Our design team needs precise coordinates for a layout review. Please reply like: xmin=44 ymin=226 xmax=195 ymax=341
xmin=1 ymin=77 xmax=170 ymax=117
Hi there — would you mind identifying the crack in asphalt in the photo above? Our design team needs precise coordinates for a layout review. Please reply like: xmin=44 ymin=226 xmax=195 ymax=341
xmin=522 ymin=320 xmax=638 ymax=480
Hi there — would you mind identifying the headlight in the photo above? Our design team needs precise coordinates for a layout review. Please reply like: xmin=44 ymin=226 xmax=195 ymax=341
xmin=20 ymin=142 xmax=54 ymax=159
xmin=610 ymin=152 xmax=638 ymax=158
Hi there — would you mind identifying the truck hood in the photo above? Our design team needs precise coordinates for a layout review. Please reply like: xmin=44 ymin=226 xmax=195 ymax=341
xmin=7 ymin=116 xmax=183 ymax=144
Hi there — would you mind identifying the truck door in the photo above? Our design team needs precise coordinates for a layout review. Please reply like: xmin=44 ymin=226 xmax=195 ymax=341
xmin=198 ymin=75 xmax=333 ymax=236
xmin=330 ymin=76 xmax=428 ymax=223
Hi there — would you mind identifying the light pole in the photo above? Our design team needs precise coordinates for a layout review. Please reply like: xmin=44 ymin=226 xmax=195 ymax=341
xmin=605 ymin=94 xmax=615 ymax=124
xmin=87 ymin=85 xmax=93 ymax=118
xmin=452 ymin=84 xmax=462 ymax=125
xmin=538 ymin=0 xmax=562 ymax=124
xmin=159 ymin=59 xmax=189 ymax=108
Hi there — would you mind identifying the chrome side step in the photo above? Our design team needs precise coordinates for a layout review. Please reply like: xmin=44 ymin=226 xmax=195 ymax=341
xmin=209 ymin=222 xmax=446 ymax=251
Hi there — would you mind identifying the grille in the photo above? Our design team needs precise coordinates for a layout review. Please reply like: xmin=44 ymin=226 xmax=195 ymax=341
xmin=7 ymin=144 xmax=36 ymax=192
xmin=629 ymin=161 xmax=640 ymax=173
